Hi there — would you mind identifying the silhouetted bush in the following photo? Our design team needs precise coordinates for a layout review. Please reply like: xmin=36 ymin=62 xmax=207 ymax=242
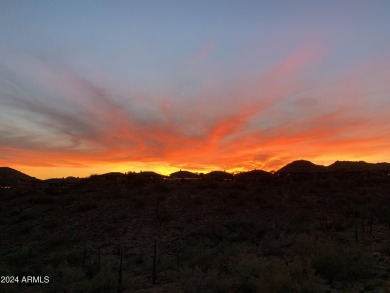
xmin=75 ymin=200 xmax=98 ymax=212
xmin=294 ymin=234 xmax=375 ymax=283
xmin=42 ymin=219 xmax=60 ymax=231
xmin=153 ymin=182 xmax=172 ymax=193
xmin=192 ymin=195 xmax=204 ymax=205
xmin=29 ymin=195 xmax=57 ymax=205
xmin=196 ymin=180 xmax=219 ymax=190
xmin=156 ymin=206 xmax=175 ymax=223
xmin=16 ymin=211 xmax=37 ymax=223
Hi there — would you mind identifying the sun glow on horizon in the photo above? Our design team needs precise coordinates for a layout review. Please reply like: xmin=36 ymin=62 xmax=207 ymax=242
xmin=7 ymin=153 xmax=390 ymax=180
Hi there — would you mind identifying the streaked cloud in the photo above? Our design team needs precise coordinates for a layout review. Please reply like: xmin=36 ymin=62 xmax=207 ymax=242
xmin=1 ymin=35 xmax=390 ymax=178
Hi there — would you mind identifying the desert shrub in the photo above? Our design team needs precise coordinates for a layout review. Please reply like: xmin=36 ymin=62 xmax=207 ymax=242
xmin=0 ymin=280 xmax=19 ymax=293
xmin=288 ymin=258 xmax=327 ymax=292
xmin=8 ymin=208 xmax=20 ymax=217
xmin=233 ymin=197 xmax=245 ymax=207
xmin=315 ymin=178 xmax=335 ymax=188
xmin=15 ymin=189 xmax=36 ymax=197
xmin=156 ymin=206 xmax=175 ymax=223
xmin=193 ymin=224 xmax=228 ymax=247
xmin=15 ymin=211 xmax=37 ymax=222
xmin=129 ymin=249 xmax=153 ymax=276
xmin=376 ymin=204 xmax=390 ymax=225
xmin=0 ymin=189 xmax=20 ymax=201
xmin=75 ymin=200 xmax=98 ymax=212
xmin=311 ymin=242 xmax=375 ymax=283
xmin=44 ymin=231 xmax=82 ymax=251
xmin=192 ymin=195 xmax=204 ymax=205
xmin=261 ymin=237 xmax=285 ymax=257
xmin=345 ymin=193 xmax=368 ymax=206
xmin=73 ymin=275 xmax=116 ymax=293
xmin=44 ymin=261 xmax=116 ymax=293
xmin=234 ymin=276 xmax=259 ymax=292
xmin=180 ymin=247 xmax=290 ymax=292
xmin=132 ymin=197 xmax=146 ymax=209
xmin=0 ymin=209 xmax=4 ymax=225
xmin=16 ymin=223 xmax=32 ymax=235
xmin=130 ymin=176 xmax=149 ymax=187
xmin=196 ymin=180 xmax=219 ymax=190
xmin=230 ymin=182 xmax=247 ymax=191
xmin=231 ymin=255 xmax=292 ymax=292
xmin=49 ymin=247 xmax=85 ymax=267
xmin=42 ymin=218 xmax=60 ymax=230
xmin=29 ymin=195 xmax=57 ymax=205
xmin=224 ymin=220 xmax=257 ymax=242
xmin=180 ymin=265 xmax=234 ymax=291
xmin=44 ymin=187 xmax=59 ymax=195
xmin=179 ymin=254 xmax=293 ymax=293
xmin=332 ymin=215 xmax=350 ymax=232
xmin=179 ymin=266 xmax=208 ymax=292
xmin=45 ymin=234 xmax=69 ymax=249
xmin=261 ymin=225 xmax=294 ymax=257
xmin=253 ymin=223 xmax=268 ymax=242
xmin=6 ymin=246 xmax=38 ymax=269
xmin=227 ymin=190 xmax=241 ymax=199
xmin=293 ymin=234 xmax=375 ymax=283
xmin=153 ymin=182 xmax=172 ymax=193
xmin=58 ymin=193 xmax=78 ymax=204
xmin=183 ymin=244 xmax=237 ymax=274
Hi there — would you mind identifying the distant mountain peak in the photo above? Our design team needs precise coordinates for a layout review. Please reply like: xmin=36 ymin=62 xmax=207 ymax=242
xmin=170 ymin=170 xmax=199 ymax=179
xmin=0 ymin=167 xmax=36 ymax=181
xmin=277 ymin=160 xmax=327 ymax=173
xmin=327 ymin=161 xmax=390 ymax=172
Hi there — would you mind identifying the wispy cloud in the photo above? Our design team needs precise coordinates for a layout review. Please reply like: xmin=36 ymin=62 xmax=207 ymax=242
xmin=1 ymin=40 xmax=389 ymax=178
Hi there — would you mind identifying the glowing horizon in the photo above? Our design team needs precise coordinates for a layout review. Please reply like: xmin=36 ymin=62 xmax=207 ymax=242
xmin=1 ymin=1 xmax=390 ymax=180
xmin=6 ymin=156 xmax=390 ymax=180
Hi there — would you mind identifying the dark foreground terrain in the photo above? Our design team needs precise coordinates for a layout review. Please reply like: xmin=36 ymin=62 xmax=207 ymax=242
xmin=1 ymin=175 xmax=390 ymax=292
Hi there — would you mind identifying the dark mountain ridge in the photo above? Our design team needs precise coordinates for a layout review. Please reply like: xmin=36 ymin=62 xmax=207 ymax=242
xmin=328 ymin=161 xmax=390 ymax=172
xmin=0 ymin=167 xmax=37 ymax=181
xmin=2 ymin=159 xmax=390 ymax=182
xmin=276 ymin=160 xmax=327 ymax=174
xmin=170 ymin=170 xmax=199 ymax=179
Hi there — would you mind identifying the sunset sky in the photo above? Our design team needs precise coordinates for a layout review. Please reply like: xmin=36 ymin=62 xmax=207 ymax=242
xmin=1 ymin=1 xmax=390 ymax=179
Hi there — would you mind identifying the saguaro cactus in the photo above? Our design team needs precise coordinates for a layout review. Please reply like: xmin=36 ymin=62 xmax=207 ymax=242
xmin=354 ymin=211 xmax=358 ymax=243
xmin=369 ymin=210 xmax=373 ymax=235
xmin=117 ymin=245 xmax=123 ymax=293
xmin=152 ymin=240 xmax=158 ymax=285
xmin=177 ymin=250 xmax=180 ymax=271
xmin=83 ymin=246 xmax=87 ymax=266
xmin=97 ymin=248 xmax=101 ymax=273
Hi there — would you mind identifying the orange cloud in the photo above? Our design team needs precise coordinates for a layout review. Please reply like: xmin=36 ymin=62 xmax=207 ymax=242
xmin=1 ymin=41 xmax=390 ymax=179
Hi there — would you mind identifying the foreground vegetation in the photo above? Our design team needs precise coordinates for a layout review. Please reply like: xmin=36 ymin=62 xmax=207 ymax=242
xmin=1 ymin=175 xmax=390 ymax=292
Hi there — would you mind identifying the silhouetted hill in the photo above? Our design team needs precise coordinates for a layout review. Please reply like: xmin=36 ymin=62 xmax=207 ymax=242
xmin=87 ymin=172 xmax=127 ymax=185
xmin=375 ymin=162 xmax=390 ymax=171
xmin=327 ymin=161 xmax=373 ymax=172
xmin=64 ymin=176 xmax=82 ymax=183
xmin=277 ymin=160 xmax=327 ymax=173
xmin=170 ymin=170 xmax=199 ymax=179
xmin=234 ymin=169 xmax=273 ymax=181
xmin=204 ymin=171 xmax=233 ymax=181
xmin=96 ymin=172 xmax=126 ymax=179
xmin=327 ymin=161 xmax=390 ymax=172
xmin=135 ymin=171 xmax=166 ymax=180
xmin=0 ymin=167 xmax=36 ymax=181
xmin=44 ymin=177 xmax=82 ymax=185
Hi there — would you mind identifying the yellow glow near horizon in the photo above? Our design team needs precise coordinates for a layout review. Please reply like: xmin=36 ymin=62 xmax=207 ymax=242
xmin=8 ymin=155 xmax=389 ymax=180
